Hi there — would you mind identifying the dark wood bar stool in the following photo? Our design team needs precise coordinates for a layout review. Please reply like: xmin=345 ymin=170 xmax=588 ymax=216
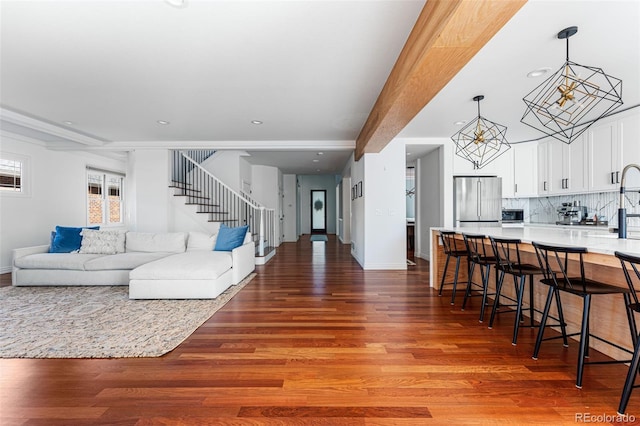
xmin=532 ymin=242 xmax=631 ymax=389
xmin=461 ymin=233 xmax=498 ymax=323
xmin=488 ymin=236 xmax=546 ymax=345
xmin=438 ymin=231 xmax=468 ymax=305
xmin=614 ymin=251 xmax=640 ymax=415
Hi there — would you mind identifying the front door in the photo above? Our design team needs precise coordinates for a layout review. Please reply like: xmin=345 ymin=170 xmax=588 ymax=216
xmin=310 ymin=190 xmax=327 ymax=234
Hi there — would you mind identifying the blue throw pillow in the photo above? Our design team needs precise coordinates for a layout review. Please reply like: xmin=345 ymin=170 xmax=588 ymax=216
xmin=49 ymin=226 xmax=99 ymax=253
xmin=214 ymin=224 xmax=249 ymax=251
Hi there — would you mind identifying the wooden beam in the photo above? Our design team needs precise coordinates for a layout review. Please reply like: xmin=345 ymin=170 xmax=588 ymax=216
xmin=355 ymin=0 xmax=527 ymax=160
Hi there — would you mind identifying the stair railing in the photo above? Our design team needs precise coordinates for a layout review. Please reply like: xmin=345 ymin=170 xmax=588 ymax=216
xmin=172 ymin=151 xmax=275 ymax=257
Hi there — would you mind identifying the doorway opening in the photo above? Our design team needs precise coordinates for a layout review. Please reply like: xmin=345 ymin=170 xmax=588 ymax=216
xmin=310 ymin=190 xmax=327 ymax=234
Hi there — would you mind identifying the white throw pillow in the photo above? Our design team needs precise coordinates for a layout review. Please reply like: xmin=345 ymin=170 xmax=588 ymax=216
xmin=187 ymin=231 xmax=218 ymax=251
xmin=79 ymin=229 xmax=126 ymax=254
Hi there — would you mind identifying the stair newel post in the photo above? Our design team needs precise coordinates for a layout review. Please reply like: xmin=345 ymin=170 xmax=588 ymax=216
xmin=259 ymin=206 xmax=266 ymax=257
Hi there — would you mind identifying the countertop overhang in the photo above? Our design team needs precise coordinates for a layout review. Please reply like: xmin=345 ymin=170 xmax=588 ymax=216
xmin=432 ymin=224 xmax=640 ymax=256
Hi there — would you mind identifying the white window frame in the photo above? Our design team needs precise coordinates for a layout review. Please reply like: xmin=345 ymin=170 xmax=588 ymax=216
xmin=86 ymin=168 xmax=125 ymax=227
xmin=0 ymin=151 xmax=31 ymax=198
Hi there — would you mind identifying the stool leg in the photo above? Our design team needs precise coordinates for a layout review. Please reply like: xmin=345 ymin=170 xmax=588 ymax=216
xmin=512 ymin=275 xmax=526 ymax=346
xmin=479 ymin=264 xmax=491 ymax=323
xmin=618 ymin=333 xmax=640 ymax=415
xmin=461 ymin=262 xmax=476 ymax=311
xmin=529 ymin=274 xmax=535 ymax=328
xmin=624 ymin=293 xmax=637 ymax=348
xmin=438 ymin=254 xmax=451 ymax=296
xmin=554 ymin=290 xmax=569 ymax=347
xmin=576 ymin=294 xmax=592 ymax=389
xmin=533 ymin=285 xmax=555 ymax=360
xmin=488 ymin=269 xmax=505 ymax=329
xmin=450 ymin=256 xmax=461 ymax=305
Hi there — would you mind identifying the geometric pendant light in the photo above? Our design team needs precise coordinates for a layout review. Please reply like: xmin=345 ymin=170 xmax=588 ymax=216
xmin=521 ymin=26 xmax=623 ymax=144
xmin=451 ymin=95 xmax=511 ymax=170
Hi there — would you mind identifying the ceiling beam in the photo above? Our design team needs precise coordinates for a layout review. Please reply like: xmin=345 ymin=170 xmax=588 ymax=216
xmin=355 ymin=0 xmax=527 ymax=160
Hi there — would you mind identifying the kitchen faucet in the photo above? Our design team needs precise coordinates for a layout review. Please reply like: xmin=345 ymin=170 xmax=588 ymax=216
xmin=618 ymin=164 xmax=640 ymax=238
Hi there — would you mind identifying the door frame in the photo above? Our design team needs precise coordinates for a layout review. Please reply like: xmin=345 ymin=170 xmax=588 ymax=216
xmin=310 ymin=189 xmax=327 ymax=234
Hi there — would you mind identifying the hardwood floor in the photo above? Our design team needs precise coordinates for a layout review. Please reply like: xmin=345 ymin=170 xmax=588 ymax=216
xmin=1 ymin=235 xmax=639 ymax=424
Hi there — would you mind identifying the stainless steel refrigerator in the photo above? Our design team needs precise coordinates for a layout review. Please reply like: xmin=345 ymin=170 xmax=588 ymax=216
xmin=453 ymin=176 xmax=502 ymax=227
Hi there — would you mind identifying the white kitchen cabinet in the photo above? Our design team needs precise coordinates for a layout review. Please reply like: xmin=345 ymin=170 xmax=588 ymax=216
xmin=547 ymin=137 xmax=588 ymax=195
xmin=619 ymin=113 xmax=640 ymax=189
xmin=537 ymin=140 xmax=550 ymax=195
xmin=588 ymin=120 xmax=619 ymax=192
xmin=512 ymin=143 xmax=537 ymax=198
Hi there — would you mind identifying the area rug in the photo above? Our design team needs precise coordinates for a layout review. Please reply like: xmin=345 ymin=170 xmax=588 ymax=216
xmin=0 ymin=273 xmax=255 ymax=359
xmin=310 ymin=234 xmax=328 ymax=242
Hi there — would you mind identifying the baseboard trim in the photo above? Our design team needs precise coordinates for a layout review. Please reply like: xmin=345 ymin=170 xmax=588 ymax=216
xmin=0 ymin=266 xmax=12 ymax=274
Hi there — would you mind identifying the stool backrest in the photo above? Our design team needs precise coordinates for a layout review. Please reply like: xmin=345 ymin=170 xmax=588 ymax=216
xmin=489 ymin=236 xmax=524 ymax=274
xmin=440 ymin=231 xmax=465 ymax=255
xmin=532 ymin=241 xmax=587 ymax=289
xmin=616 ymin=251 xmax=640 ymax=306
xmin=463 ymin=233 xmax=490 ymax=263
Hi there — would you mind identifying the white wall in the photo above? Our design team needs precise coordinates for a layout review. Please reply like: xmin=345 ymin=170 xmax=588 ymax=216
xmin=200 ymin=150 xmax=246 ymax=192
xmin=416 ymin=147 xmax=443 ymax=259
xmin=251 ymin=164 xmax=282 ymax=246
xmin=339 ymin=177 xmax=351 ymax=244
xmin=128 ymin=149 xmax=170 ymax=233
xmin=297 ymin=174 xmax=338 ymax=235
xmin=0 ymin=136 xmax=126 ymax=272
xmin=282 ymin=174 xmax=297 ymax=242
xmin=348 ymin=153 xmax=364 ymax=265
xmin=361 ymin=139 xmax=407 ymax=270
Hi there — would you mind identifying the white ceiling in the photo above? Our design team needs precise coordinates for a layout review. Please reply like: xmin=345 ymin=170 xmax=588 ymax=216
xmin=1 ymin=0 xmax=639 ymax=175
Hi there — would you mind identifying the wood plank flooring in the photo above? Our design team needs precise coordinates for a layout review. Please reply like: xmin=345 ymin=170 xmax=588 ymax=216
xmin=1 ymin=235 xmax=639 ymax=425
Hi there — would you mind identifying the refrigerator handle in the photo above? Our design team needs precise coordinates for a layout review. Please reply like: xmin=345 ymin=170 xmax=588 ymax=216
xmin=477 ymin=180 xmax=481 ymax=217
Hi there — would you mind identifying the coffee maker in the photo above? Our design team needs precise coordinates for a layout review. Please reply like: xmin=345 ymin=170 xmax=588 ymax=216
xmin=556 ymin=202 xmax=588 ymax=225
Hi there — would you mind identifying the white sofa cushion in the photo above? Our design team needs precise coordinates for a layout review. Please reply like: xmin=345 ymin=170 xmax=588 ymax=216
xmin=14 ymin=253 xmax=104 ymax=270
xmin=125 ymin=232 xmax=186 ymax=253
xmin=130 ymin=251 xmax=232 ymax=280
xmin=186 ymin=231 xmax=217 ymax=251
xmin=84 ymin=252 xmax=172 ymax=271
xmin=79 ymin=229 xmax=126 ymax=254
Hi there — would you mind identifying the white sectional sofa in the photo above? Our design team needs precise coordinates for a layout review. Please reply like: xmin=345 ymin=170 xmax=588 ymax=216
xmin=12 ymin=230 xmax=255 ymax=299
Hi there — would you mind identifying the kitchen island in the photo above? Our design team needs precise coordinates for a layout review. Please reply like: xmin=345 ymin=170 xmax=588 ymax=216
xmin=429 ymin=225 xmax=640 ymax=362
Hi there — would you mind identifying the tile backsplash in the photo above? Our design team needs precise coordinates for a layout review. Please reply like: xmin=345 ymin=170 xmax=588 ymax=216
xmin=503 ymin=191 xmax=640 ymax=227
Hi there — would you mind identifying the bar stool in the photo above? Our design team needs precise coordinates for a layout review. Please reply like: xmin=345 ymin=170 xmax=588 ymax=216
xmin=461 ymin=233 xmax=498 ymax=323
xmin=488 ymin=236 xmax=547 ymax=345
xmin=614 ymin=251 xmax=640 ymax=415
xmin=532 ymin=242 xmax=631 ymax=389
xmin=438 ymin=231 xmax=468 ymax=305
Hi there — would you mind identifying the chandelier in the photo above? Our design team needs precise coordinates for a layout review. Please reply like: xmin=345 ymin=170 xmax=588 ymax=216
xmin=451 ymin=95 xmax=511 ymax=169
xmin=521 ymin=26 xmax=623 ymax=144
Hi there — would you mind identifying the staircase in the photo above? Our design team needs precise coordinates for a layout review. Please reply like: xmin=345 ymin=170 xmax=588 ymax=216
xmin=170 ymin=150 xmax=276 ymax=263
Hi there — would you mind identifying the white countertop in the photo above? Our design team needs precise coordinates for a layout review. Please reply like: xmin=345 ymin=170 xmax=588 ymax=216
xmin=433 ymin=224 xmax=640 ymax=256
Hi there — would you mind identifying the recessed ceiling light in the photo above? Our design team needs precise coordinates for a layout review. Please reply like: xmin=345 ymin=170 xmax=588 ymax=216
xmin=317 ymin=152 xmax=324 ymax=155
xmin=164 ymin=0 xmax=188 ymax=8
xmin=316 ymin=169 xmax=321 ymax=172
xmin=157 ymin=120 xmax=170 ymax=125
xmin=251 ymin=120 xmax=263 ymax=125
xmin=527 ymin=67 xmax=551 ymax=78
xmin=62 ymin=121 xmax=74 ymax=125
xmin=454 ymin=120 xmax=467 ymax=126
xmin=312 ymin=159 xmax=319 ymax=163
xmin=407 ymin=152 xmax=412 ymax=156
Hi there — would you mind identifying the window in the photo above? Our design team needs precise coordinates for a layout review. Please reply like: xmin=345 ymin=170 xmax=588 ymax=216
xmin=0 ymin=152 xmax=30 ymax=197
xmin=87 ymin=169 xmax=124 ymax=226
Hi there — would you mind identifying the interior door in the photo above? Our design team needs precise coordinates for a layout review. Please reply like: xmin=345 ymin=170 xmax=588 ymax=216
xmin=310 ymin=190 xmax=326 ymax=234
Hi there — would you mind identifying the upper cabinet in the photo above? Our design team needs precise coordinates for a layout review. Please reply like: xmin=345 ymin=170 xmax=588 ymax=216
xmin=547 ymin=136 xmax=588 ymax=195
xmin=588 ymin=110 xmax=640 ymax=191
xmin=512 ymin=143 xmax=537 ymax=198
xmin=588 ymin=120 xmax=619 ymax=192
